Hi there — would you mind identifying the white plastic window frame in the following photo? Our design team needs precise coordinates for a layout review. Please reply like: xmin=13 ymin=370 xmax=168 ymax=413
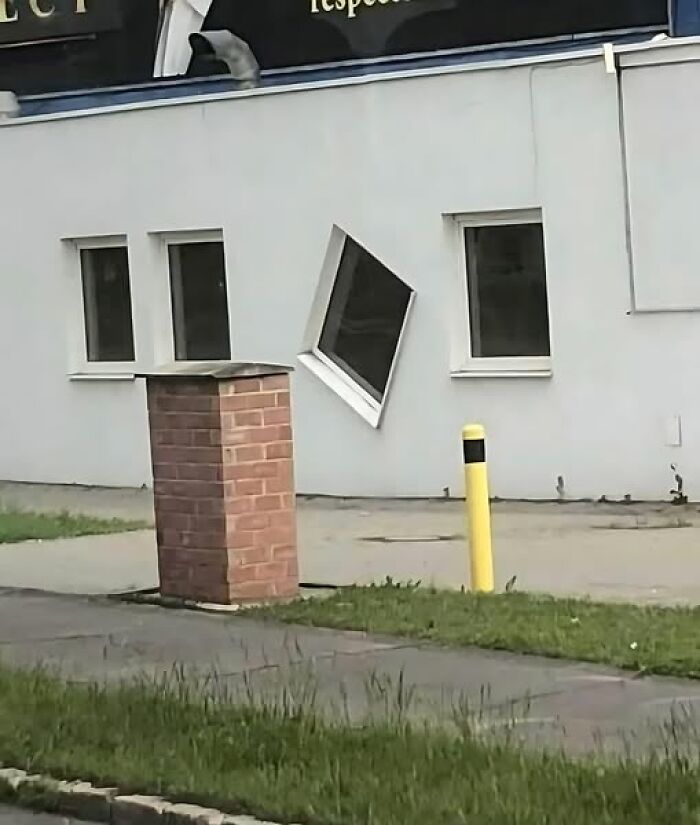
xmin=299 ymin=225 xmax=415 ymax=429
xmin=63 ymin=234 xmax=138 ymax=381
xmin=450 ymin=209 xmax=552 ymax=378
xmin=149 ymin=228 xmax=232 ymax=365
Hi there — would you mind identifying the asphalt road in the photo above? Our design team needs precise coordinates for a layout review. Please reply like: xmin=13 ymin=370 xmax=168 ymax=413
xmin=2 ymin=589 xmax=700 ymax=755
xmin=0 ymin=806 xmax=97 ymax=823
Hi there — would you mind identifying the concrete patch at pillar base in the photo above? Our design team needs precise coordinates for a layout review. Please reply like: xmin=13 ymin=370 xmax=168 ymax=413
xmin=112 ymin=586 xmax=329 ymax=615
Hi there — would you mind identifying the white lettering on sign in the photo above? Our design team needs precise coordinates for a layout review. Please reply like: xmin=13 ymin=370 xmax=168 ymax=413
xmin=0 ymin=0 xmax=89 ymax=24
xmin=29 ymin=0 xmax=56 ymax=19
xmin=0 ymin=0 xmax=18 ymax=23
xmin=311 ymin=0 xmax=420 ymax=20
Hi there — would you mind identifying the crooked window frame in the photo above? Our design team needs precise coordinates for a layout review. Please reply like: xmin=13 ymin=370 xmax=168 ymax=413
xmin=299 ymin=225 xmax=415 ymax=428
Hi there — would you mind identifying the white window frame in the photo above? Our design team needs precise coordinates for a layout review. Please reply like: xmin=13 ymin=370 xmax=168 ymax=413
xmin=450 ymin=209 xmax=552 ymax=378
xmin=149 ymin=229 xmax=232 ymax=364
xmin=299 ymin=225 xmax=415 ymax=429
xmin=63 ymin=234 xmax=138 ymax=381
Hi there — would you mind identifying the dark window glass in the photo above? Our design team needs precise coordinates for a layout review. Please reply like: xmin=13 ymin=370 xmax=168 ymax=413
xmin=169 ymin=241 xmax=231 ymax=361
xmin=465 ymin=223 xmax=550 ymax=358
xmin=80 ymin=246 xmax=135 ymax=363
xmin=318 ymin=236 xmax=412 ymax=403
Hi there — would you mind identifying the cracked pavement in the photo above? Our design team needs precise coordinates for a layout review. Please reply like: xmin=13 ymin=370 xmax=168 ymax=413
xmin=2 ymin=589 xmax=700 ymax=755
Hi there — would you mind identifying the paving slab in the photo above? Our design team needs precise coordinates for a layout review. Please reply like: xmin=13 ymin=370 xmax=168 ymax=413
xmin=1 ymin=590 xmax=699 ymax=755
xmin=0 ymin=531 xmax=158 ymax=595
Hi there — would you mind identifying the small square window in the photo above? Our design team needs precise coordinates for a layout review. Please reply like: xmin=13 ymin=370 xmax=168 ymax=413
xmin=454 ymin=213 xmax=552 ymax=376
xmin=80 ymin=246 xmax=135 ymax=363
xmin=301 ymin=231 xmax=414 ymax=426
xmin=168 ymin=241 xmax=231 ymax=361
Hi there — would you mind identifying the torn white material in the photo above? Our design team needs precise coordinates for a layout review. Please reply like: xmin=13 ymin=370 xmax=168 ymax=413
xmin=154 ymin=0 xmax=215 ymax=77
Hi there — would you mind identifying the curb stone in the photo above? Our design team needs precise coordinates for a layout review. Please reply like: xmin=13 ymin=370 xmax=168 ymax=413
xmin=0 ymin=768 xmax=294 ymax=825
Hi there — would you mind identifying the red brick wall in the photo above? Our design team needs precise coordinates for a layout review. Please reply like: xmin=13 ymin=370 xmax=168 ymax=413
xmin=147 ymin=372 xmax=298 ymax=604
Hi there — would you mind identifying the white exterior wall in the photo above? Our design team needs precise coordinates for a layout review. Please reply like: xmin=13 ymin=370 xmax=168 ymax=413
xmin=1 ymin=41 xmax=700 ymax=499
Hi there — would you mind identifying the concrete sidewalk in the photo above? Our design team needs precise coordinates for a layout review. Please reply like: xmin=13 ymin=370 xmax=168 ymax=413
xmin=1 ymin=482 xmax=700 ymax=603
xmin=0 ymin=806 xmax=92 ymax=825
xmin=0 ymin=531 xmax=158 ymax=596
xmin=1 ymin=589 xmax=700 ymax=756
xmin=0 ymin=806 xmax=93 ymax=825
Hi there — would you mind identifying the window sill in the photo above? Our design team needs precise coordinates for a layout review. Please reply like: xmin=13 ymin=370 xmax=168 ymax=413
xmin=298 ymin=351 xmax=382 ymax=428
xmin=451 ymin=369 xmax=552 ymax=379
xmin=68 ymin=372 xmax=137 ymax=382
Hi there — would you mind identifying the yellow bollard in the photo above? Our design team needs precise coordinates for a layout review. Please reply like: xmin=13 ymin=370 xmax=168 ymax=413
xmin=462 ymin=424 xmax=495 ymax=593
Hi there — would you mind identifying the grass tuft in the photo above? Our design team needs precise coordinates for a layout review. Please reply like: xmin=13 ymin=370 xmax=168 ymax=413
xmin=247 ymin=584 xmax=700 ymax=679
xmin=0 ymin=508 xmax=148 ymax=544
xmin=0 ymin=664 xmax=700 ymax=824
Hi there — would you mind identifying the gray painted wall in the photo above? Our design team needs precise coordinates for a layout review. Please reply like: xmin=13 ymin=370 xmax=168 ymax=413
xmin=1 ymin=42 xmax=698 ymax=499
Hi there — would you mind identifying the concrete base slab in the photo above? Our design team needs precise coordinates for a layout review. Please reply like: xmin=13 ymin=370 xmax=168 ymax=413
xmin=1 ymin=483 xmax=700 ymax=604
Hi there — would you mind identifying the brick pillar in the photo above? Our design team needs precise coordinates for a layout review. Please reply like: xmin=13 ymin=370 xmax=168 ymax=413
xmin=145 ymin=366 xmax=299 ymax=604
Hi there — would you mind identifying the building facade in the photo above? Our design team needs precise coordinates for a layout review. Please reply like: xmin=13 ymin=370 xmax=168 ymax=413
xmin=1 ymin=2 xmax=700 ymax=499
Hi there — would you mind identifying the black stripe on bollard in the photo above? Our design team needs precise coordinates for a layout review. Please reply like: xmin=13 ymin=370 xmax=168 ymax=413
xmin=463 ymin=438 xmax=486 ymax=465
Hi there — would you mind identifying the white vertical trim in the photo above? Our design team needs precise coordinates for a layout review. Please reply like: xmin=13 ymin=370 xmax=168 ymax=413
xmin=300 ymin=224 xmax=347 ymax=352
xmin=168 ymin=244 xmax=187 ymax=360
xmin=80 ymin=249 xmax=100 ymax=362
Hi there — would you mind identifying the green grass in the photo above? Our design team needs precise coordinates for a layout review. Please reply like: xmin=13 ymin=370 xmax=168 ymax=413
xmin=1 ymin=664 xmax=700 ymax=824
xmin=247 ymin=585 xmax=700 ymax=679
xmin=0 ymin=509 xmax=148 ymax=544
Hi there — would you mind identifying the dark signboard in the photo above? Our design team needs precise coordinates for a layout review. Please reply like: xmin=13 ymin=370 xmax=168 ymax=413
xmin=0 ymin=0 xmax=159 ymax=94
xmin=0 ymin=0 xmax=669 ymax=97
xmin=205 ymin=0 xmax=668 ymax=69
xmin=0 ymin=0 xmax=121 ymax=46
